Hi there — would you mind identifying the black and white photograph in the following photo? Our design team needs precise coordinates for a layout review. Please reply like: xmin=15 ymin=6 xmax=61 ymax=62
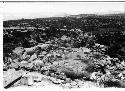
xmin=2 ymin=1 xmax=125 ymax=89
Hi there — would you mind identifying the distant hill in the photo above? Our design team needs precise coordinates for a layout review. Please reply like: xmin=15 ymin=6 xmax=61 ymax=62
xmin=68 ymin=13 xmax=125 ymax=18
xmin=3 ymin=13 xmax=125 ymax=22
xmin=68 ymin=14 xmax=97 ymax=18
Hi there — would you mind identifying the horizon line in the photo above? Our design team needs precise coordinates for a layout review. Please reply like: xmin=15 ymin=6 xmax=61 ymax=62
xmin=3 ymin=12 xmax=125 ymax=21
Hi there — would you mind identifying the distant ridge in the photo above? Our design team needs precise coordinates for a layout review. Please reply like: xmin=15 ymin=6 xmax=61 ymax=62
xmin=4 ymin=13 xmax=125 ymax=21
xmin=68 ymin=13 xmax=125 ymax=18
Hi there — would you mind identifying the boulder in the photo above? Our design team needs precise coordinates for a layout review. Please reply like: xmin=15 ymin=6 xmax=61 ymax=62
xmin=50 ymin=77 xmax=64 ymax=84
xmin=9 ymin=62 xmax=20 ymax=69
xmin=12 ymin=47 xmax=25 ymax=60
xmin=3 ymin=69 xmax=23 ymax=88
xmin=33 ymin=59 xmax=44 ymax=67
xmin=19 ymin=61 xmax=29 ymax=68
xmin=37 ymin=44 xmax=52 ymax=51
xmin=24 ymin=63 xmax=34 ymax=70
xmin=22 ymin=53 xmax=30 ymax=61
xmin=12 ymin=47 xmax=24 ymax=56
xmin=42 ymin=51 xmax=48 ymax=55
xmin=31 ymin=60 xmax=44 ymax=71
xmin=22 ymin=72 xmax=64 ymax=85
xmin=28 ymin=53 xmax=37 ymax=62
xmin=24 ymin=46 xmax=40 ymax=55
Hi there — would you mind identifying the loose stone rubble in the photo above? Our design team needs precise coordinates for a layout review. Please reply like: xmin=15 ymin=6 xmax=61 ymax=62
xmin=3 ymin=41 xmax=125 ymax=89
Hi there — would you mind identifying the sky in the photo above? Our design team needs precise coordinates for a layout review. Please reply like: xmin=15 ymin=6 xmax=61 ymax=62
xmin=3 ymin=2 xmax=125 ymax=20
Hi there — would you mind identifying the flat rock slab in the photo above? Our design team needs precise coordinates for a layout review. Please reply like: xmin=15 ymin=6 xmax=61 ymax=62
xmin=3 ymin=69 xmax=24 ymax=88
xmin=22 ymin=72 xmax=65 ymax=85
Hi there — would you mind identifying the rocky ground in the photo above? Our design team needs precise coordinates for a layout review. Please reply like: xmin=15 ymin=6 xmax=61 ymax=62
xmin=3 ymin=39 xmax=125 ymax=89
xmin=3 ymin=13 xmax=125 ymax=89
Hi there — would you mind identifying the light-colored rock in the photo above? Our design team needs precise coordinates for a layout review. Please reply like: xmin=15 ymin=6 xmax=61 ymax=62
xmin=13 ymin=47 xmax=24 ymax=55
xmin=22 ymin=72 xmax=42 ymax=85
xmin=27 ymin=76 xmax=34 ymax=86
xmin=90 ymin=72 xmax=100 ymax=80
xmin=37 ymin=44 xmax=51 ymax=50
xmin=12 ymin=47 xmax=25 ymax=60
xmin=24 ymin=46 xmax=39 ymax=55
xmin=70 ymin=81 xmax=77 ymax=86
xmin=50 ymin=73 xmax=55 ymax=77
xmin=33 ymin=59 xmax=44 ymax=66
xmin=28 ymin=53 xmax=37 ymax=62
xmin=50 ymin=77 xmax=64 ymax=84
xmin=42 ymin=51 xmax=48 ymax=55
xmin=3 ymin=69 xmax=23 ymax=88
xmin=22 ymin=53 xmax=30 ymax=61
xmin=65 ymin=78 xmax=72 ymax=83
